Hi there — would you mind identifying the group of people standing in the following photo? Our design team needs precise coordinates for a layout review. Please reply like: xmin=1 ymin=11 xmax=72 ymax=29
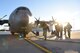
xmin=34 ymin=18 xmax=72 ymax=40
xmin=51 ymin=22 xmax=72 ymax=39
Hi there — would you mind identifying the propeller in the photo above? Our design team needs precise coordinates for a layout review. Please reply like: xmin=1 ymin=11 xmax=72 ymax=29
xmin=0 ymin=15 xmax=7 ymax=20
xmin=34 ymin=17 xmax=37 ymax=21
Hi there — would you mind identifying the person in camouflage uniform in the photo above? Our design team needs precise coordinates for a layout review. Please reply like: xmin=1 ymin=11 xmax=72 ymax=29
xmin=64 ymin=22 xmax=72 ymax=38
xmin=40 ymin=22 xmax=50 ymax=40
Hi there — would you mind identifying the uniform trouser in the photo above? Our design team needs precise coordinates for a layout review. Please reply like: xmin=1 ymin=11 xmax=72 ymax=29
xmin=56 ymin=31 xmax=59 ymax=38
xmin=60 ymin=31 xmax=63 ymax=38
xmin=67 ymin=30 xmax=71 ymax=38
xmin=43 ymin=29 xmax=47 ymax=40
xmin=64 ymin=30 xmax=67 ymax=38
xmin=64 ymin=30 xmax=66 ymax=35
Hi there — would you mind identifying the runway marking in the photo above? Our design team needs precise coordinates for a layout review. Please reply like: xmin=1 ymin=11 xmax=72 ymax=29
xmin=25 ymin=38 xmax=52 ymax=53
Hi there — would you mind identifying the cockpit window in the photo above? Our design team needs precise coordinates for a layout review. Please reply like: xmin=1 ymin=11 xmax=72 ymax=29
xmin=17 ymin=7 xmax=27 ymax=10
xmin=16 ymin=7 xmax=27 ymax=14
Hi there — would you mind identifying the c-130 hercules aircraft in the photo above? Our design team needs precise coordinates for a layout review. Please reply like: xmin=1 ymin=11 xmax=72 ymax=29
xmin=9 ymin=6 xmax=32 ymax=38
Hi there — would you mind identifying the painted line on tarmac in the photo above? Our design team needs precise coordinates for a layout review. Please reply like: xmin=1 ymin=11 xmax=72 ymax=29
xmin=25 ymin=38 xmax=52 ymax=53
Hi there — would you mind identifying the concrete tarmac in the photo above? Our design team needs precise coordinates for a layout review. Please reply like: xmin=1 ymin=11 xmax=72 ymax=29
xmin=0 ymin=31 xmax=80 ymax=53
xmin=0 ymin=31 xmax=44 ymax=53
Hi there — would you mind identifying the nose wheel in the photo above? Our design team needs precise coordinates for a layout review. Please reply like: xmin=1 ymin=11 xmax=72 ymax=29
xmin=19 ymin=32 xmax=27 ymax=38
xmin=10 ymin=31 xmax=28 ymax=39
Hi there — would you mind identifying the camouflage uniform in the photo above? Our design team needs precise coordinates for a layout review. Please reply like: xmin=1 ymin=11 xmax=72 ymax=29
xmin=40 ymin=22 xmax=50 ymax=40
xmin=64 ymin=22 xmax=72 ymax=38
